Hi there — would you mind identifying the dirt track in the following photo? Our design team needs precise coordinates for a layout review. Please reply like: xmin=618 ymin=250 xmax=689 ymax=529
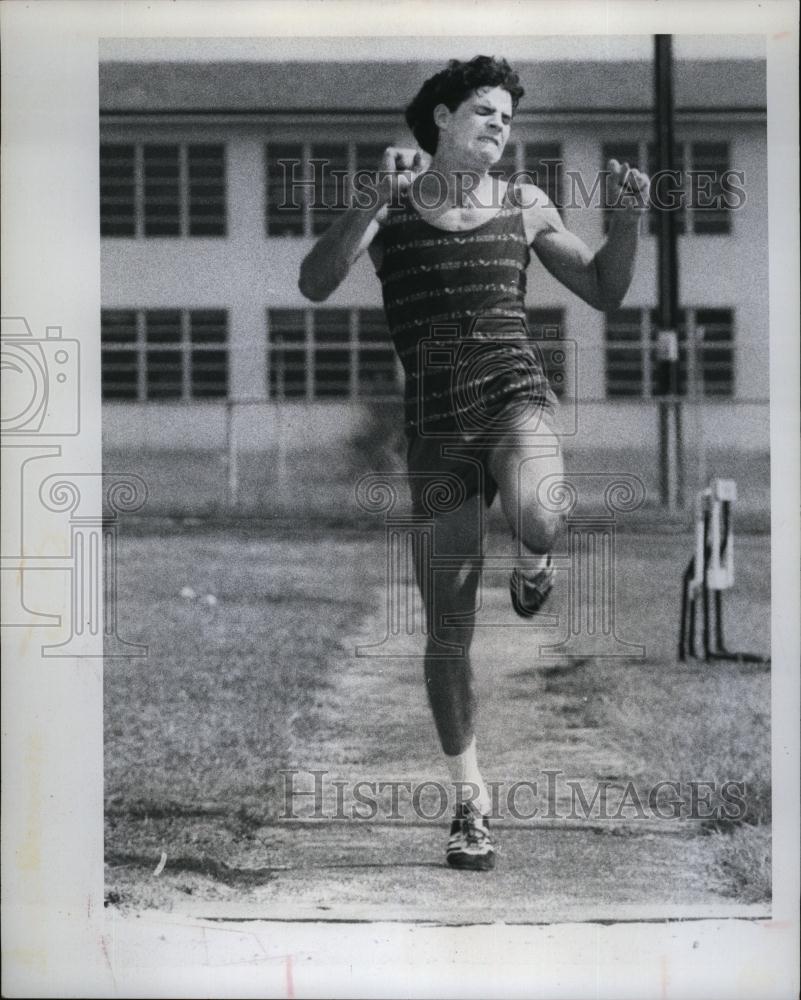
xmin=105 ymin=527 xmax=771 ymax=920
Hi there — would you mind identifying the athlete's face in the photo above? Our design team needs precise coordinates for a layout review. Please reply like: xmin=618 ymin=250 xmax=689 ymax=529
xmin=434 ymin=86 xmax=513 ymax=168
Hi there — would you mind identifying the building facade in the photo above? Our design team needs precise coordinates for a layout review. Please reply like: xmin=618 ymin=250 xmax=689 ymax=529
xmin=99 ymin=58 xmax=768 ymax=455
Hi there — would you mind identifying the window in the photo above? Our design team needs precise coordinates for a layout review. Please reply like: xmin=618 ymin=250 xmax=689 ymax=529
xmin=265 ymin=140 xmax=397 ymax=237
xmin=187 ymin=145 xmax=228 ymax=236
xmin=602 ymin=140 xmax=732 ymax=236
xmin=100 ymin=310 xmax=139 ymax=398
xmin=100 ymin=145 xmax=136 ymax=237
xmin=100 ymin=143 xmax=227 ymax=237
xmin=267 ymin=308 xmax=400 ymax=400
xmin=605 ymin=308 xmax=645 ymax=397
xmin=314 ymin=308 xmax=352 ymax=397
xmin=690 ymin=143 xmax=732 ymax=235
xmin=310 ymin=143 xmax=349 ymax=236
xmin=526 ymin=308 xmax=568 ymax=398
xmin=265 ymin=143 xmax=305 ymax=236
xmin=604 ymin=308 xmax=734 ymax=398
xmin=189 ymin=311 xmax=229 ymax=397
xmin=143 ymin=145 xmax=181 ymax=236
xmin=524 ymin=143 xmax=564 ymax=213
xmin=267 ymin=309 xmax=308 ymax=397
xmin=145 ymin=309 xmax=183 ymax=396
xmin=101 ymin=309 xmax=228 ymax=400
xmin=695 ymin=308 xmax=735 ymax=396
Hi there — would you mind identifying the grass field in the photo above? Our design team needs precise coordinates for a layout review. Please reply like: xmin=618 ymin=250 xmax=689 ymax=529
xmin=104 ymin=518 xmax=771 ymax=918
xmin=103 ymin=445 xmax=772 ymax=533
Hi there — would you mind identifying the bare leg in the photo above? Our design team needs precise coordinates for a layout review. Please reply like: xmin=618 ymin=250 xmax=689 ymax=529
xmin=414 ymin=493 xmax=486 ymax=757
xmin=416 ymin=498 xmax=497 ymax=865
xmin=488 ymin=411 xmax=564 ymax=560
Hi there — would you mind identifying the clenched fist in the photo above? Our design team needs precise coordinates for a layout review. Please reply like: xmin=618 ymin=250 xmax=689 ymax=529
xmin=605 ymin=158 xmax=650 ymax=214
xmin=377 ymin=147 xmax=428 ymax=206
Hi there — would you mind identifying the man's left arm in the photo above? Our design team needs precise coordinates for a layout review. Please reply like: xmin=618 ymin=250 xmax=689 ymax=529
xmin=528 ymin=159 xmax=650 ymax=312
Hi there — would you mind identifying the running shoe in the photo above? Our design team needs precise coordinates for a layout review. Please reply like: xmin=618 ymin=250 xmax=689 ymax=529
xmin=510 ymin=556 xmax=554 ymax=618
xmin=446 ymin=802 xmax=496 ymax=871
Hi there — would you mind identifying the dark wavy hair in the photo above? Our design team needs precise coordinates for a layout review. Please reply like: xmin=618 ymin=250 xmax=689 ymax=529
xmin=405 ymin=55 xmax=524 ymax=155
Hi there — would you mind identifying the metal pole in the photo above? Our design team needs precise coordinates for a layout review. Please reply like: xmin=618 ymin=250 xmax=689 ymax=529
xmin=654 ymin=34 xmax=683 ymax=510
xmin=687 ymin=313 xmax=707 ymax=494
xmin=655 ymin=36 xmax=679 ymax=338
xmin=277 ymin=340 xmax=287 ymax=493
xmin=226 ymin=398 xmax=239 ymax=507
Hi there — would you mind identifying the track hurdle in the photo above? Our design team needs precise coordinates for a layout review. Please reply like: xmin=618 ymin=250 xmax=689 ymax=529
xmin=678 ymin=478 xmax=769 ymax=664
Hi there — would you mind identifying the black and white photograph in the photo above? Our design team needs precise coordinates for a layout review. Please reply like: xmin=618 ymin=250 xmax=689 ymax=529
xmin=1 ymin=2 xmax=799 ymax=996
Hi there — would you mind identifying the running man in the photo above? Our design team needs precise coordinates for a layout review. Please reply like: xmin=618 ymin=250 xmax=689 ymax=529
xmin=299 ymin=56 xmax=649 ymax=870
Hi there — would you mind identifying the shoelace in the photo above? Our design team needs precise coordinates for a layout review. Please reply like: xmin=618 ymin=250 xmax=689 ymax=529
xmin=464 ymin=817 xmax=490 ymax=847
xmin=520 ymin=559 xmax=553 ymax=585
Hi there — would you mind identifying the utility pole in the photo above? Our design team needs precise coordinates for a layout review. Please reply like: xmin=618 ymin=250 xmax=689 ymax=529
xmin=653 ymin=34 xmax=684 ymax=511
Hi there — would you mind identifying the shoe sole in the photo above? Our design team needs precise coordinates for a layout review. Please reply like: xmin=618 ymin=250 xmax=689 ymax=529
xmin=446 ymin=852 xmax=496 ymax=871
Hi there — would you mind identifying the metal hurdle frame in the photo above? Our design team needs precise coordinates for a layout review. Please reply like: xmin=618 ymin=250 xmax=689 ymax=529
xmin=678 ymin=478 xmax=769 ymax=664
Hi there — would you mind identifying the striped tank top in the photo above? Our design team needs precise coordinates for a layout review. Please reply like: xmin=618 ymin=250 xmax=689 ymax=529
xmin=374 ymin=180 xmax=553 ymax=440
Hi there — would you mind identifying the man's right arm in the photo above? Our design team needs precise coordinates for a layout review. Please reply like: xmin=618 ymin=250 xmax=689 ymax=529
xmin=298 ymin=147 xmax=423 ymax=303
xmin=297 ymin=201 xmax=385 ymax=303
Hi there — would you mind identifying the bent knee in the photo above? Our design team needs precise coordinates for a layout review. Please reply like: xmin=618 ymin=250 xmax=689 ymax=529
xmin=518 ymin=505 xmax=563 ymax=553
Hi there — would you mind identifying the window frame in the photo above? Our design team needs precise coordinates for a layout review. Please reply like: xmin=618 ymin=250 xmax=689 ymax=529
xmin=100 ymin=141 xmax=228 ymax=238
xmin=266 ymin=307 xmax=402 ymax=401
xmin=101 ymin=308 xmax=229 ymax=401
xmin=604 ymin=307 xmax=735 ymax=399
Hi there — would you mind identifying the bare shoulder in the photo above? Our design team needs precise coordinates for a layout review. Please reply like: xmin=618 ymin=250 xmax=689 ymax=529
xmin=512 ymin=181 xmax=564 ymax=244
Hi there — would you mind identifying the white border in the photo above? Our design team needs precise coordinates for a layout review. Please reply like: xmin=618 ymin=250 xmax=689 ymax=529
xmin=1 ymin=2 xmax=798 ymax=997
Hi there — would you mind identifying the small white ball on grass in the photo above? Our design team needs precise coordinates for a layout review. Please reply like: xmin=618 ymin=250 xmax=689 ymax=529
xmin=180 ymin=586 xmax=197 ymax=600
